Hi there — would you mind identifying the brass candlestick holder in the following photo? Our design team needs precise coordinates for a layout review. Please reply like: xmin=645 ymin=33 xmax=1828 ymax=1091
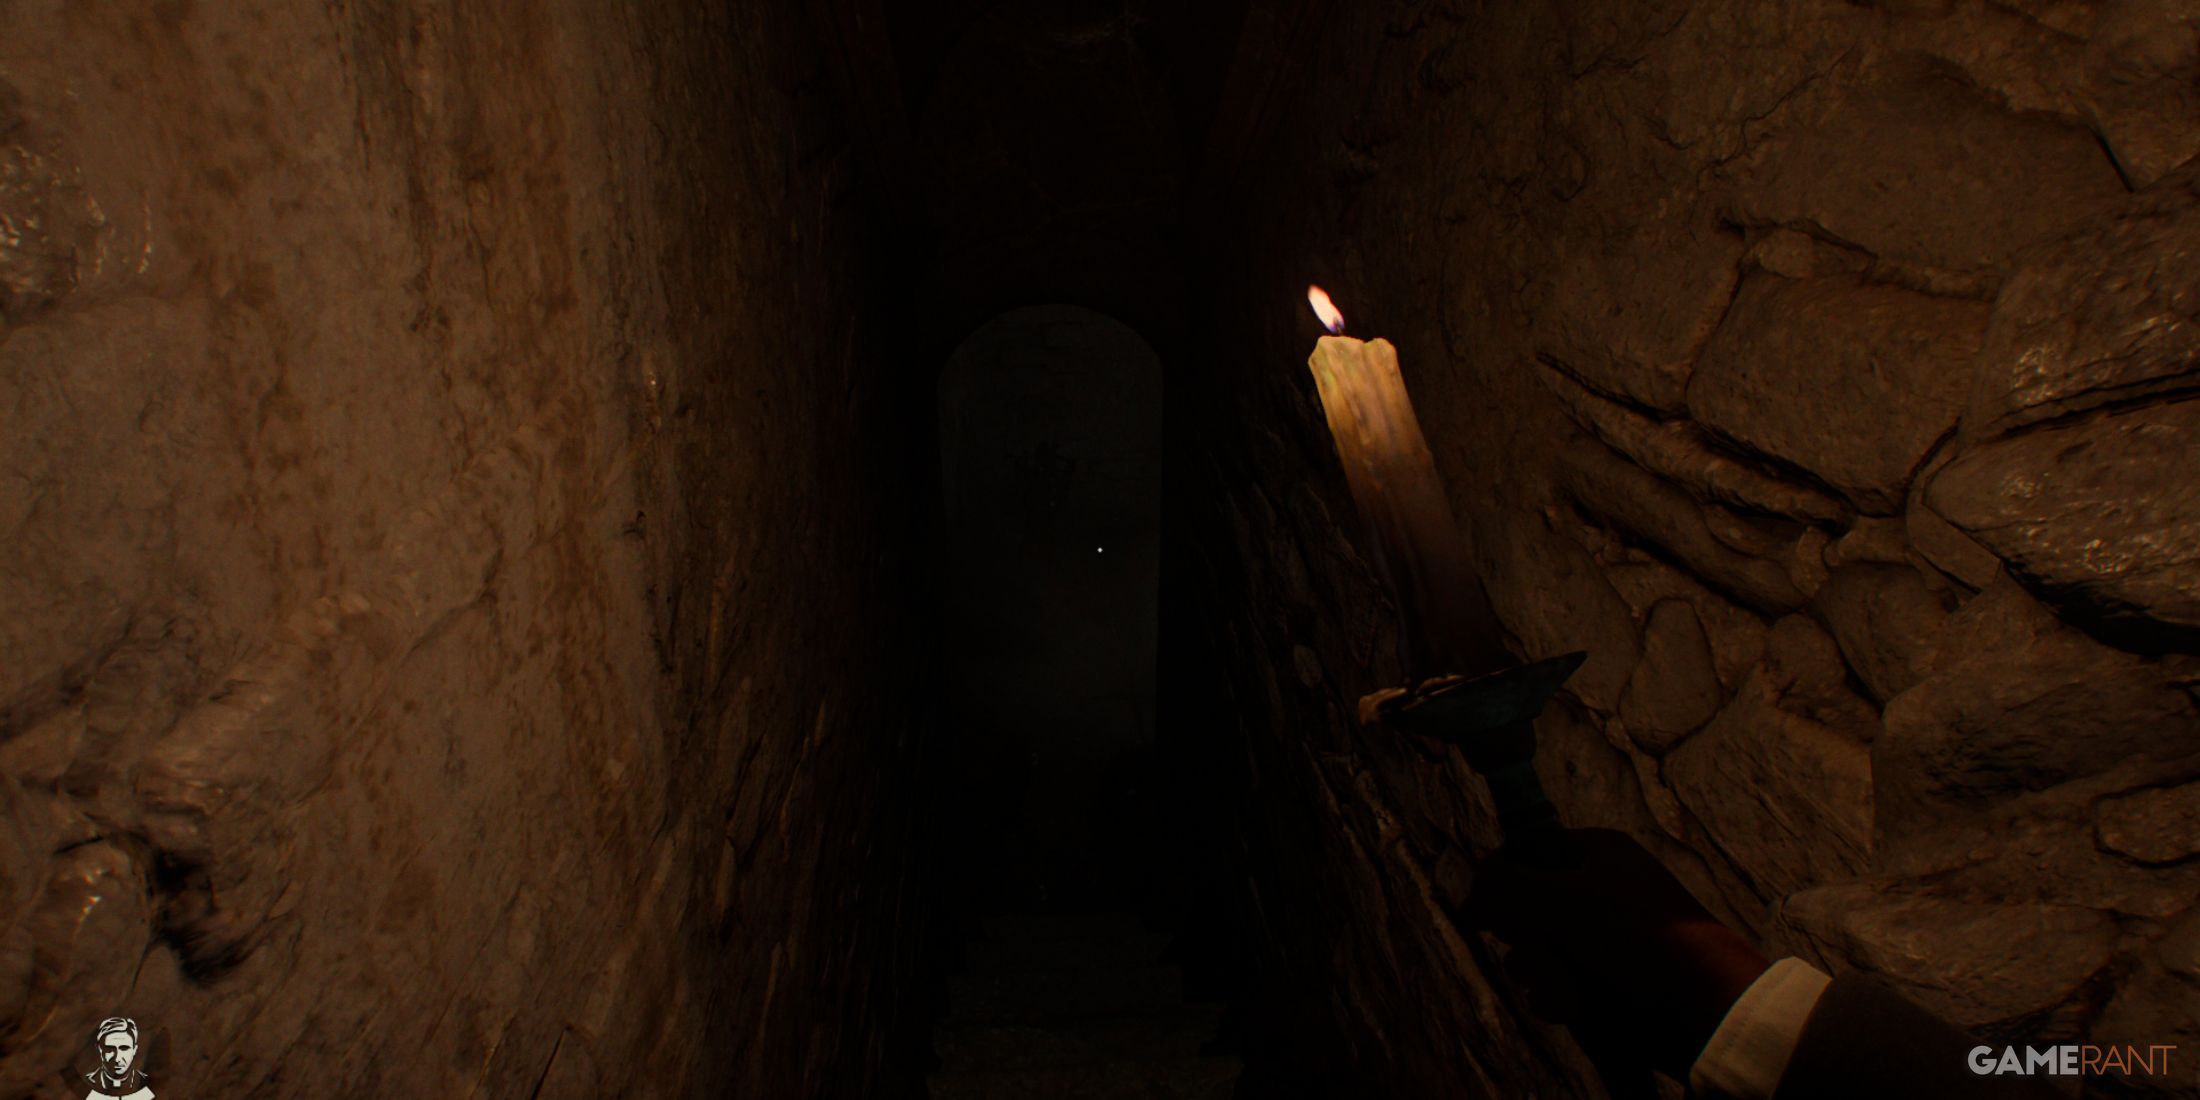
xmin=1363 ymin=650 xmax=1588 ymax=856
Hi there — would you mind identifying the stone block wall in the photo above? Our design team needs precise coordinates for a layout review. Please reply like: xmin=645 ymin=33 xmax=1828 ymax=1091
xmin=0 ymin=2 xmax=922 ymax=1097
xmin=1191 ymin=2 xmax=2200 ymax=1096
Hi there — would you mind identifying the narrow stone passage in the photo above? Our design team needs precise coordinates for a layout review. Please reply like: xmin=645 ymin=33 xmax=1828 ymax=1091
xmin=5 ymin=1 xmax=2197 ymax=1097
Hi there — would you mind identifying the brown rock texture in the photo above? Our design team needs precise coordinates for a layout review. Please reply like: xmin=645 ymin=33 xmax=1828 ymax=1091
xmin=1962 ymin=159 xmax=2200 ymax=437
xmin=1688 ymin=274 xmax=1990 ymax=514
xmin=0 ymin=2 xmax=925 ymax=1098
xmin=1929 ymin=399 xmax=2200 ymax=649
xmin=1665 ymin=663 xmax=1874 ymax=903
xmin=1186 ymin=1 xmax=2200 ymax=1097
xmin=1779 ymin=884 xmax=2118 ymax=1038
xmin=1618 ymin=599 xmax=1720 ymax=754
xmin=1811 ymin=562 xmax=1955 ymax=704
xmin=2097 ymin=785 xmax=2200 ymax=866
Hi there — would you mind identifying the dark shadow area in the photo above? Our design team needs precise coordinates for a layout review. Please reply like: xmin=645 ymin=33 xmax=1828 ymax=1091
xmin=922 ymin=307 xmax=1263 ymax=1098
xmin=878 ymin=3 xmax=1274 ymax=1092
xmin=933 ymin=304 xmax=1166 ymax=916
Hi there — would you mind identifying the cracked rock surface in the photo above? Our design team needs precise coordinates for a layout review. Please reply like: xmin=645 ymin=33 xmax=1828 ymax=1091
xmin=1191 ymin=2 xmax=2200 ymax=1097
xmin=1 ymin=2 xmax=923 ymax=1097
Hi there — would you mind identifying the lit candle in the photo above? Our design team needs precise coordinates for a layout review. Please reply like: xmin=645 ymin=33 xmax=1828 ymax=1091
xmin=1306 ymin=285 xmax=1511 ymax=682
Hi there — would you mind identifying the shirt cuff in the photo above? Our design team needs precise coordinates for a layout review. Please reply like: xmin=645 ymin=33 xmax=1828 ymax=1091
xmin=1688 ymin=957 xmax=1833 ymax=1100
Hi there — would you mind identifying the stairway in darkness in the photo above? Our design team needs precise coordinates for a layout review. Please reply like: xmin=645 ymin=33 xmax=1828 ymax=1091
xmin=927 ymin=908 xmax=1242 ymax=1099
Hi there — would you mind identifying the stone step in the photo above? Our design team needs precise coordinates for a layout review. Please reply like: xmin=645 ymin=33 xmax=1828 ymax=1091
xmin=934 ymin=1004 xmax=1228 ymax=1073
xmin=947 ymin=964 xmax=1186 ymax=1025
xmin=929 ymin=1056 xmax=1243 ymax=1100
xmin=963 ymin=928 xmax=1175 ymax=973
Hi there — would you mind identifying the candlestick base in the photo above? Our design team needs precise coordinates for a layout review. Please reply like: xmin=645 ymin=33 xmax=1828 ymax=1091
xmin=1375 ymin=652 xmax=1585 ymax=754
xmin=1361 ymin=651 xmax=1588 ymax=846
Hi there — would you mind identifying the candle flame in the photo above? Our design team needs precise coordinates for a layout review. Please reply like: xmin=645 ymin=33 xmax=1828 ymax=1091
xmin=1307 ymin=284 xmax=1346 ymax=335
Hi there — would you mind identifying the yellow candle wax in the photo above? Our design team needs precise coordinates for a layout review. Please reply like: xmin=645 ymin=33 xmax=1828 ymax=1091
xmin=1306 ymin=303 xmax=1509 ymax=680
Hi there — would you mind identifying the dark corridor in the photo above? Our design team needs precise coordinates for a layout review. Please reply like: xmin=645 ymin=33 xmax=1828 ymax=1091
xmin=934 ymin=305 xmax=1166 ymax=915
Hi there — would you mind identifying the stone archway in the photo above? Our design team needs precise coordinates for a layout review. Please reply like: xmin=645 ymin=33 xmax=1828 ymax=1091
xmin=934 ymin=303 xmax=1166 ymax=910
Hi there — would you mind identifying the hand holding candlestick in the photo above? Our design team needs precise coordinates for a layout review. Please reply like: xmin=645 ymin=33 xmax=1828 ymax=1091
xmin=1303 ymin=285 xmax=1583 ymax=857
xmin=1307 ymin=287 xmax=1660 ymax=1096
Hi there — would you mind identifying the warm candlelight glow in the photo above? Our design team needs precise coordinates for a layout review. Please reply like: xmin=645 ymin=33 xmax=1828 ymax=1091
xmin=1307 ymin=284 xmax=1346 ymax=334
xmin=1304 ymin=295 xmax=1511 ymax=680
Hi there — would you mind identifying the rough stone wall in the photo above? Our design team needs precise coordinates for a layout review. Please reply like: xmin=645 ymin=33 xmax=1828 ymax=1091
xmin=1194 ymin=2 xmax=2200 ymax=1096
xmin=1 ymin=3 xmax=921 ymax=1098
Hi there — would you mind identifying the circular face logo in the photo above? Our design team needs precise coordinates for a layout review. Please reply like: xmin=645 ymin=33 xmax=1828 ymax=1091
xmin=84 ymin=1017 xmax=153 ymax=1100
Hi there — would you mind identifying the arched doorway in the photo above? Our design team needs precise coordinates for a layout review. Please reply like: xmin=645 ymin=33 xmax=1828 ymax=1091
xmin=935 ymin=304 xmax=1165 ymax=912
